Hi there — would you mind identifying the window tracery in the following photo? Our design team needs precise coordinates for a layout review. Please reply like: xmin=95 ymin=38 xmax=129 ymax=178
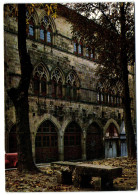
xmin=27 ymin=18 xmax=35 ymax=39
xmin=26 ymin=9 xmax=36 ymax=39
xmin=33 ymin=65 xmax=48 ymax=96
xmin=51 ymin=68 xmax=63 ymax=98
xmin=66 ymin=72 xmax=79 ymax=100
xmin=40 ymin=16 xmax=52 ymax=44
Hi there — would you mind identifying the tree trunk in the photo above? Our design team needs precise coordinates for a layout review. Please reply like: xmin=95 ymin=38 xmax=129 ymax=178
xmin=120 ymin=3 xmax=136 ymax=158
xmin=8 ymin=4 xmax=39 ymax=172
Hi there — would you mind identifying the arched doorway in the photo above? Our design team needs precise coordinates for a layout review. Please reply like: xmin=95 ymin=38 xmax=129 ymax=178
xmin=9 ymin=125 xmax=17 ymax=153
xmin=105 ymin=123 xmax=119 ymax=158
xmin=35 ymin=120 xmax=58 ymax=163
xmin=86 ymin=122 xmax=103 ymax=160
xmin=64 ymin=122 xmax=82 ymax=160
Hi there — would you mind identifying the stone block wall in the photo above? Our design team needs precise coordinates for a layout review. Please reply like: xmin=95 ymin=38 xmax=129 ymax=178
xmin=4 ymin=6 xmax=130 ymax=161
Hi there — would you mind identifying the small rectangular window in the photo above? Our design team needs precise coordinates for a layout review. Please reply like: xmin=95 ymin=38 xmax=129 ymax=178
xmin=97 ymin=93 xmax=100 ymax=101
xmin=74 ymin=43 xmax=77 ymax=53
xmin=108 ymin=95 xmax=110 ymax=103
xmin=47 ymin=31 xmax=51 ymax=43
xmin=40 ymin=29 xmax=45 ymax=40
xmin=101 ymin=94 xmax=103 ymax=102
xmin=90 ymin=53 xmax=93 ymax=58
xmin=78 ymin=44 xmax=82 ymax=54
xmin=86 ymin=48 xmax=89 ymax=57
xmin=29 ymin=24 xmax=34 ymax=36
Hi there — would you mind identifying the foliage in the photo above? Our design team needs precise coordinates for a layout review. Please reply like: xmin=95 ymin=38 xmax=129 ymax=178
xmin=64 ymin=3 xmax=135 ymax=91
xmin=4 ymin=3 xmax=57 ymax=172
xmin=6 ymin=157 xmax=137 ymax=191
xmin=62 ymin=2 xmax=136 ymax=158
xmin=4 ymin=3 xmax=57 ymax=18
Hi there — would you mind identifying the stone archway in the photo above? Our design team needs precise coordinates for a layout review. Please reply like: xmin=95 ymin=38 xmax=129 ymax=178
xmin=35 ymin=120 xmax=58 ymax=163
xmin=64 ymin=121 xmax=82 ymax=161
xmin=103 ymin=118 xmax=120 ymax=136
xmin=86 ymin=122 xmax=103 ymax=160
xmin=104 ymin=122 xmax=119 ymax=158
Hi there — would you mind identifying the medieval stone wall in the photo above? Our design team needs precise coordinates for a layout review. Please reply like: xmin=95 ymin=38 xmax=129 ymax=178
xmin=4 ymin=7 xmax=129 ymax=161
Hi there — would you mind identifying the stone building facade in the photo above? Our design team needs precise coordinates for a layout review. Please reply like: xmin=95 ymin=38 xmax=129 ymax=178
xmin=4 ymin=6 xmax=134 ymax=163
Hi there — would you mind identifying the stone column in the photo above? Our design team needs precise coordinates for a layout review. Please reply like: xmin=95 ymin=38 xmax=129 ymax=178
xmin=35 ymin=26 xmax=39 ymax=41
xmin=82 ymin=131 xmax=86 ymax=160
xmin=58 ymin=132 xmax=64 ymax=161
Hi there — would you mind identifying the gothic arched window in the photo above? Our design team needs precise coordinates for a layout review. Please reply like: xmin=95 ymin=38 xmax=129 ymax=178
xmin=40 ymin=16 xmax=52 ymax=45
xmin=28 ymin=18 xmax=35 ymax=39
xmin=47 ymin=27 xmax=52 ymax=44
xmin=40 ymin=24 xmax=45 ymax=42
xmin=73 ymin=40 xmax=78 ymax=54
xmin=78 ymin=41 xmax=83 ymax=56
xmin=33 ymin=65 xmax=48 ymax=96
xmin=51 ymin=68 xmax=63 ymax=99
xmin=66 ymin=71 xmax=79 ymax=101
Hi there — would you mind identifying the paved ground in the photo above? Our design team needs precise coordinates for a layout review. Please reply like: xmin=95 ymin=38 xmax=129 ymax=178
xmin=5 ymin=157 xmax=137 ymax=192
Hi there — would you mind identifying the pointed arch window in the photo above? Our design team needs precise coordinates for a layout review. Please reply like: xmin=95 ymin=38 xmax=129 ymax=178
xmin=40 ymin=16 xmax=52 ymax=45
xmin=73 ymin=40 xmax=78 ymax=54
xmin=28 ymin=19 xmax=35 ymax=39
xmin=78 ymin=41 xmax=83 ymax=56
xmin=33 ymin=65 xmax=48 ymax=96
xmin=47 ymin=29 xmax=52 ymax=44
xmin=101 ymin=93 xmax=104 ymax=103
xmin=97 ymin=92 xmax=100 ymax=102
xmin=40 ymin=24 xmax=45 ymax=41
xmin=51 ymin=69 xmax=63 ymax=99
xmin=66 ymin=72 xmax=79 ymax=101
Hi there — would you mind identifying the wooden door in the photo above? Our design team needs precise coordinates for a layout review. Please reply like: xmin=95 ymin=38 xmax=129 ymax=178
xmin=105 ymin=123 xmax=119 ymax=158
xmin=35 ymin=120 xmax=58 ymax=163
xmin=64 ymin=122 xmax=82 ymax=160
xmin=86 ymin=123 xmax=103 ymax=160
